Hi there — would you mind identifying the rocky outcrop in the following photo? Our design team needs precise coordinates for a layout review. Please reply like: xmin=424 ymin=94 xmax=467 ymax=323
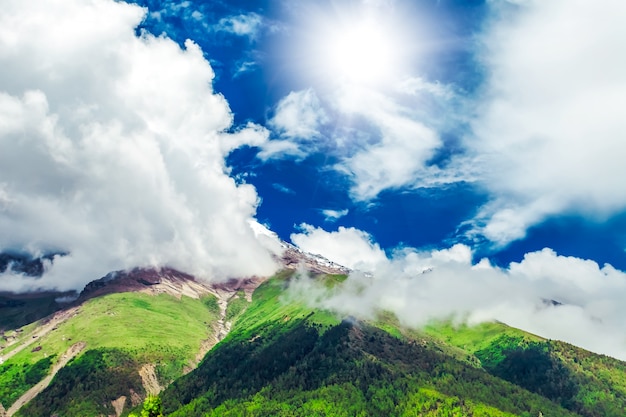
xmin=280 ymin=244 xmax=350 ymax=275
xmin=78 ymin=267 xmax=203 ymax=301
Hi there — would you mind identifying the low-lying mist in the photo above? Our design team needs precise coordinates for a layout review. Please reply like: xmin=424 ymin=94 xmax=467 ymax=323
xmin=288 ymin=226 xmax=626 ymax=360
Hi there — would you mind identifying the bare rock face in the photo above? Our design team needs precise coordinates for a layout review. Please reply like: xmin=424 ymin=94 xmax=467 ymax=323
xmin=76 ymin=237 xmax=349 ymax=304
xmin=79 ymin=267 xmax=181 ymax=300
xmin=280 ymin=244 xmax=350 ymax=276
xmin=78 ymin=267 xmax=268 ymax=302
xmin=79 ymin=267 xmax=213 ymax=301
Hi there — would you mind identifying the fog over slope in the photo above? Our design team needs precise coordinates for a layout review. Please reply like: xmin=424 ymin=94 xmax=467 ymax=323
xmin=0 ymin=0 xmax=278 ymax=292
xmin=291 ymin=226 xmax=626 ymax=360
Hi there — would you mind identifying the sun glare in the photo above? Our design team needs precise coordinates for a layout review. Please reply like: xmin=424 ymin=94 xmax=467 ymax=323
xmin=326 ymin=19 xmax=398 ymax=84
xmin=300 ymin=7 xmax=408 ymax=88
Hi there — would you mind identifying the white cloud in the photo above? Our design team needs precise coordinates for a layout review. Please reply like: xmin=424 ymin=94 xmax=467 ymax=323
xmin=322 ymin=209 xmax=349 ymax=222
xmin=270 ymin=89 xmax=327 ymax=139
xmin=290 ymin=224 xmax=387 ymax=271
xmin=335 ymin=87 xmax=443 ymax=200
xmin=261 ymin=89 xmax=328 ymax=160
xmin=257 ymin=139 xmax=305 ymax=161
xmin=467 ymin=0 xmax=626 ymax=245
xmin=232 ymin=60 xmax=258 ymax=78
xmin=395 ymin=77 xmax=453 ymax=99
xmin=272 ymin=183 xmax=296 ymax=195
xmin=220 ymin=122 xmax=270 ymax=153
xmin=214 ymin=13 xmax=263 ymax=40
xmin=0 ymin=0 xmax=278 ymax=292
xmin=248 ymin=219 xmax=284 ymax=258
xmin=259 ymin=82 xmax=452 ymax=198
xmin=287 ymin=228 xmax=626 ymax=359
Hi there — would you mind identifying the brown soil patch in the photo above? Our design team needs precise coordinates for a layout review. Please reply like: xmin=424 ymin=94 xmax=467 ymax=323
xmin=110 ymin=395 xmax=126 ymax=417
xmin=139 ymin=363 xmax=162 ymax=395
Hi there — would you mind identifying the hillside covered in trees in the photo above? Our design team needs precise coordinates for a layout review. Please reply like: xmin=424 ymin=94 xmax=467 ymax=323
xmin=160 ymin=273 xmax=626 ymax=417
xmin=2 ymin=270 xmax=626 ymax=416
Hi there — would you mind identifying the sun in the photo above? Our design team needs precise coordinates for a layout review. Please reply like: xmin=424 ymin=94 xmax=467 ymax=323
xmin=325 ymin=18 xmax=398 ymax=85
xmin=289 ymin=4 xmax=414 ymax=90
xmin=301 ymin=8 xmax=407 ymax=88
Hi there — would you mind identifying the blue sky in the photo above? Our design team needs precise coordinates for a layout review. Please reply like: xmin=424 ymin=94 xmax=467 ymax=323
xmin=2 ymin=0 xmax=626 ymax=357
xmin=130 ymin=0 xmax=626 ymax=270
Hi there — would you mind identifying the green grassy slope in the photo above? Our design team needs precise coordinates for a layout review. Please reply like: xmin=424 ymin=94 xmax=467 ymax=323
xmin=5 ymin=270 xmax=626 ymax=417
xmin=1 ymin=291 xmax=220 ymax=416
xmin=161 ymin=274 xmax=583 ymax=417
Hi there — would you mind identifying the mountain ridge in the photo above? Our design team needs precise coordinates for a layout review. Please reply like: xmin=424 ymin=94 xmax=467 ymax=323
xmin=1 ymin=251 xmax=626 ymax=416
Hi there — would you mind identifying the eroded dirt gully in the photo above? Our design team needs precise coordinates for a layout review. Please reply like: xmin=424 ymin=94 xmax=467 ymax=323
xmin=113 ymin=271 xmax=269 ymax=387
xmin=139 ymin=363 xmax=162 ymax=396
xmin=187 ymin=280 xmax=261 ymax=373
xmin=6 ymin=342 xmax=86 ymax=417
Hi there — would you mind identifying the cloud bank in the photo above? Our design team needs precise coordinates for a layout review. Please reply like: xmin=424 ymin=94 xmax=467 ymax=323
xmin=290 ymin=226 xmax=626 ymax=360
xmin=467 ymin=0 xmax=626 ymax=245
xmin=0 ymin=0 xmax=278 ymax=292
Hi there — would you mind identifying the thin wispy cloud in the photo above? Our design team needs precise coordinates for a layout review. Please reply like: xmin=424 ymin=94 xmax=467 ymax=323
xmin=322 ymin=209 xmax=349 ymax=222
xmin=213 ymin=13 xmax=264 ymax=40
xmin=232 ymin=60 xmax=258 ymax=78
xmin=334 ymin=86 xmax=444 ymax=201
xmin=270 ymin=89 xmax=328 ymax=140
xmin=272 ymin=183 xmax=296 ymax=195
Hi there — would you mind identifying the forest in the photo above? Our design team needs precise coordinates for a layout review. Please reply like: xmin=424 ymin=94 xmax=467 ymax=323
xmin=5 ymin=272 xmax=626 ymax=416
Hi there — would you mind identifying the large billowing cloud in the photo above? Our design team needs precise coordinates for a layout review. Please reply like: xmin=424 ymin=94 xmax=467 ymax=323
xmin=290 ymin=226 xmax=626 ymax=359
xmin=0 ymin=0 xmax=278 ymax=292
xmin=467 ymin=0 xmax=626 ymax=245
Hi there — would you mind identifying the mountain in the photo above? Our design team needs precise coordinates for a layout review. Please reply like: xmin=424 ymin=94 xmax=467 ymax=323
xmin=1 ymin=258 xmax=626 ymax=416
xmin=159 ymin=273 xmax=626 ymax=417
xmin=0 ymin=252 xmax=74 ymax=332
xmin=0 ymin=268 xmax=237 ymax=416
xmin=0 ymin=253 xmax=67 ymax=278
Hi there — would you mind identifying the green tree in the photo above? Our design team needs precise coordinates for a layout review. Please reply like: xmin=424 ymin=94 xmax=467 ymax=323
xmin=129 ymin=395 xmax=163 ymax=417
